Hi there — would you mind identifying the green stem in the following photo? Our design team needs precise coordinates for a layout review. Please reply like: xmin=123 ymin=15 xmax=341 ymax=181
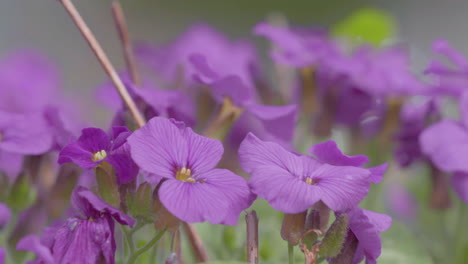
xmin=127 ymin=230 xmax=166 ymax=264
xmin=288 ymin=243 xmax=294 ymax=264
xmin=122 ymin=226 xmax=136 ymax=254
xmin=455 ymin=204 xmax=467 ymax=264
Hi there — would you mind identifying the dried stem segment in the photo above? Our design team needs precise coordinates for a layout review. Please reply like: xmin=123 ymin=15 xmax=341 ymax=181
xmin=245 ymin=210 xmax=259 ymax=264
xmin=58 ymin=0 xmax=145 ymax=127
xmin=182 ymin=222 xmax=210 ymax=263
xmin=111 ymin=0 xmax=141 ymax=86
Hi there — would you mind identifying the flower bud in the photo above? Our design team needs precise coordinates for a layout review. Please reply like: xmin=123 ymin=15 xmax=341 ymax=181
xmin=281 ymin=212 xmax=306 ymax=246
xmin=129 ymin=182 xmax=154 ymax=222
xmin=319 ymin=214 xmax=349 ymax=258
xmin=95 ymin=165 xmax=120 ymax=208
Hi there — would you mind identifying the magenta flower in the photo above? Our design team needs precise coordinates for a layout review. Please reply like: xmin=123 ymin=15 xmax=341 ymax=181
xmin=238 ymin=133 xmax=372 ymax=213
xmin=127 ymin=117 xmax=253 ymax=225
xmin=343 ymin=207 xmax=392 ymax=264
xmin=17 ymin=186 xmax=135 ymax=264
xmin=58 ymin=127 xmax=138 ymax=185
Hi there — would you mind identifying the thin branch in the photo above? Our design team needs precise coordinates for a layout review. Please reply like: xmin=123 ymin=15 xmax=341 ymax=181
xmin=245 ymin=211 xmax=259 ymax=264
xmin=111 ymin=0 xmax=141 ymax=86
xmin=182 ymin=222 xmax=210 ymax=263
xmin=58 ymin=0 xmax=145 ymax=127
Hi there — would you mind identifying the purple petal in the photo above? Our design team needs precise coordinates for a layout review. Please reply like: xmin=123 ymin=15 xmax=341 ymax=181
xmin=460 ymin=92 xmax=468 ymax=129
xmin=183 ymin=127 xmax=223 ymax=175
xmin=0 ymin=203 xmax=11 ymax=229
xmin=248 ymin=164 xmax=322 ymax=213
xmin=110 ymin=126 xmax=132 ymax=150
xmin=313 ymin=164 xmax=371 ymax=211
xmin=72 ymin=186 xmax=135 ymax=227
xmin=452 ymin=173 xmax=468 ymax=203
xmin=50 ymin=217 xmax=115 ymax=264
xmin=106 ymin=145 xmax=139 ymax=185
xmin=189 ymin=53 xmax=220 ymax=82
xmin=432 ymin=39 xmax=468 ymax=69
xmin=308 ymin=140 xmax=369 ymax=167
xmin=420 ymin=119 xmax=468 ymax=173
xmin=58 ymin=142 xmax=97 ymax=169
xmin=368 ymin=163 xmax=388 ymax=184
xmin=347 ymin=207 xmax=391 ymax=264
xmin=159 ymin=169 xmax=252 ymax=224
xmin=76 ymin=128 xmax=111 ymax=153
xmin=246 ymin=103 xmax=297 ymax=143
xmin=238 ymin=133 xmax=299 ymax=174
xmin=0 ymin=112 xmax=53 ymax=154
xmin=128 ymin=117 xmax=188 ymax=179
xmin=385 ymin=183 xmax=417 ymax=223
xmin=17 ymin=235 xmax=55 ymax=264
xmin=0 ymin=151 xmax=23 ymax=183
xmin=210 ymin=75 xmax=253 ymax=106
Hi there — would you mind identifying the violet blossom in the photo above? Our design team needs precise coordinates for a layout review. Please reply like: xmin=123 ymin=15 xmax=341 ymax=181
xmin=58 ymin=127 xmax=138 ymax=185
xmin=238 ymin=133 xmax=374 ymax=213
xmin=127 ymin=117 xmax=254 ymax=225
xmin=17 ymin=186 xmax=135 ymax=264
xmin=333 ymin=207 xmax=392 ymax=264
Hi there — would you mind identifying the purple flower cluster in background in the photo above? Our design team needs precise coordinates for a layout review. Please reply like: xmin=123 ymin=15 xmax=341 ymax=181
xmin=0 ymin=2 xmax=467 ymax=264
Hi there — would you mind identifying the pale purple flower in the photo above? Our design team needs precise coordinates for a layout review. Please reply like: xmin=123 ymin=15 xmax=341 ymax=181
xmin=343 ymin=207 xmax=392 ymax=264
xmin=0 ymin=203 xmax=10 ymax=230
xmin=238 ymin=133 xmax=372 ymax=213
xmin=17 ymin=186 xmax=135 ymax=264
xmin=425 ymin=39 xmax=468 ymax=97
xmin=190 ymin=53 xmax=298 ymax=147
xmin=58 ymin=127 xmax=138 ymax=184
xmin=136 ymin=23 xmax=259 ymax=88
xmin=127 ymin=117 xmax=254 ymax=225
xmin=253 ymin=22 xmax=339 ymax=68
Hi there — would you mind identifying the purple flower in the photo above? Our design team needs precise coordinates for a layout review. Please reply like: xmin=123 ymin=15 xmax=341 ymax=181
xmin=343 ymin=207 xmax=392 ymax=264
xmin=58 ymin=127 xmax=138 ymax=185
xmin=189 ymin=53 xmax=298 ymax=147
xmin=97 ymin=73 xmax=196 ymax=127
xmin=17 ymin=186 xmax=135 ymax=264
xmin=136 ymin=23 xmax=259 ymax=88
xmin=0 ymin=203 xmax=10 ymax=230
xmin=385 ymin=183 xmax=418 ymax=224
xmin=394 ymin=98 xmax=439 ymax=167
xmin=238 ymin=133 xmax=372 ymax=213
xmin=420 ymin=119 xmax=468 ymax=203
xmin=425 ymin=39 xmax=468 ymax=97
xmin=253 ymin=22 xmax=339 ymax=68
xmin=127 ymin=117 xmax=253 ymax=225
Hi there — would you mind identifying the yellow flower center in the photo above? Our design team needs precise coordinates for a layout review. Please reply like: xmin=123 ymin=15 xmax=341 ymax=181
xmin=92 ymin=150 xmax=107 ymax=162
xmin=176 ymin=167 xmax=195 ymax=183
xmin=305 ymin=177 xmax=315 ymax=185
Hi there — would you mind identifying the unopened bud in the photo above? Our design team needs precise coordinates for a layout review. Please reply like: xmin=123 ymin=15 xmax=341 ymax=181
xmin=95 ymin=165 xmax=120 ymax=208
xmin=129 ymin=182 xmax=154 ymax=222
xmin=281 ymin=212 xmax=306 ymax=246
xmin=319 ymin=214 xmax=349 ymax=258
xmin=165 ymin=253 xmax=177 ymax=264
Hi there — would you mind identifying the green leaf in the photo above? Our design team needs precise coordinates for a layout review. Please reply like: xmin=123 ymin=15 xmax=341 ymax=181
xmin=7 ymin=174 xmax=36 ymax=211
xmin=332 ymin=8 xmax=397 ymax=46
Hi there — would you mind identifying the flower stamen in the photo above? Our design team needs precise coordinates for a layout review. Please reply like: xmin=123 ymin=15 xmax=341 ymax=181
xmin=305 ymin=177 xmax=315 ymax=185
xmin=176 ymin=167 xmax=196 ymax=183
xmin=92 ymin=150 xmax=107 ymax=162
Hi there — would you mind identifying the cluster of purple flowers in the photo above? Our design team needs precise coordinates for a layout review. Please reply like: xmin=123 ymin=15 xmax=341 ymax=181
xmin=0 ymin=5 xmax=467 ymax=264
